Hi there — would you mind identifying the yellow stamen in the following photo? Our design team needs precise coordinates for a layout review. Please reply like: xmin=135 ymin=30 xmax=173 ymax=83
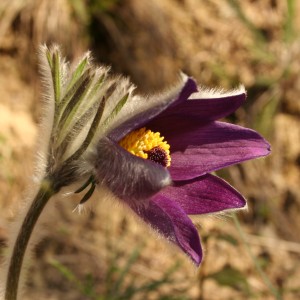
xmin=119 ymin=127 xmax=171 ymax=167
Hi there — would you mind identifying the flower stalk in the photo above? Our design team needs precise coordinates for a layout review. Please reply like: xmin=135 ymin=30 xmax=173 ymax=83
xmin=4 ymin=179 xmax=57 ymax=300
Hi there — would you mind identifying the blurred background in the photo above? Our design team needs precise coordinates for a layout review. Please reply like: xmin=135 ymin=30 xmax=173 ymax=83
xmin=0 ymin=0 xmax=299 ymax=299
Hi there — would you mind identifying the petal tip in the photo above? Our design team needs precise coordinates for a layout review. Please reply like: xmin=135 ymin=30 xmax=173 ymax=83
xmin=237 ymin=197 xmax=247 ymax=209
xmin=191 ymin=251 xmax=202 ymax=267
xmin=179 ymin=225 xmax=203 ymax=267
xmin=259 ymin=137 xmax=272 ymax=157
xmin=266 ymin=141 xmax=272 ymax=153
xmin=181 ymin=76 xmax=198 ymax=96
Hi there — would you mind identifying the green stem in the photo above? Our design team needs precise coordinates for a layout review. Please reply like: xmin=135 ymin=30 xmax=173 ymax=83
xmin=5 ymin=179 xmax=57 ymax=300
xmin=232 ymin=214 xmax=282 ymax=300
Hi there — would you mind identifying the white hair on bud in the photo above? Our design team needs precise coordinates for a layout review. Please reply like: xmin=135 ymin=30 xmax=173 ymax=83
xmin=96 ymin=75 xmax=136 ymax=135
xmin=35 ymin=44 xmax=57 ymax=178
xmin=189 ymin=84 xmax=246 ymax=99
xmin=72 ymin=204 xmax=86 ymax=214
xmin=189 ymin=202 xmax=248 ymax=226
xmin=106 ymin=73 xmax=188 ymax=135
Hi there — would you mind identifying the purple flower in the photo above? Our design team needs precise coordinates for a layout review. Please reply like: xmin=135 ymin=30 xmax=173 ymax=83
xmin=92 ymin=76 xmax=270 ymax=266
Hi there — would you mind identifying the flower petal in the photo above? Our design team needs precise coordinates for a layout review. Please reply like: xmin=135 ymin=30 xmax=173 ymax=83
xmin=149 ymin=119 xmax=270 ymax=180
xmin=94 ymin=137 xmax=171 ymax=201
xmin=108 ymin=77 xmax=197 ymax=141
xmin=158 ymin=93 xmax=246 ymax=122
xmin=130 ymin=196 xmax=202 ymax=265
xmin=161 ymin=174 xmax=246 ymax=215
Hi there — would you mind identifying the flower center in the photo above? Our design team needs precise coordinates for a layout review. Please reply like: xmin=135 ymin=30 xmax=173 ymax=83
xmin=119 ymin=127 xmax=171 ymax=167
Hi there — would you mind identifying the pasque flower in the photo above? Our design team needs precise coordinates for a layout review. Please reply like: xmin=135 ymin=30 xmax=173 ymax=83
xmin=88 ymin=76 xmax=271 ymax=266
xmin=2 ymin=46 xmax=270 ymax=300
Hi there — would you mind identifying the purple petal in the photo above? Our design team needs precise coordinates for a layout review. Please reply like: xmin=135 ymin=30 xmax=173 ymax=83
xmin=158 ymin=93 xmax=246 ymax=122
xmin=130 ymin=196 xmax=202 ymax=265
xmin=109 ymin=77 xmax=197 ymax=141
xmin=94 ymin=137 xmax=171 ymax=201
xmin=149 ymin=119 xmax=270 ymax=180
xmin=161 ymin=174 xmax=246 ymax=215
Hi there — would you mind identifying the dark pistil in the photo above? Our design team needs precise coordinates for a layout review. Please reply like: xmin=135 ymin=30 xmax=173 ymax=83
xmin=146 ymin=146 xmax=169 ymax=167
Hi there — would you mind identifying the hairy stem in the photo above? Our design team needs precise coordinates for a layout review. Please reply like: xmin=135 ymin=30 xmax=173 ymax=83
xmin=5 ymin=178 xmax=57 ymax=300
